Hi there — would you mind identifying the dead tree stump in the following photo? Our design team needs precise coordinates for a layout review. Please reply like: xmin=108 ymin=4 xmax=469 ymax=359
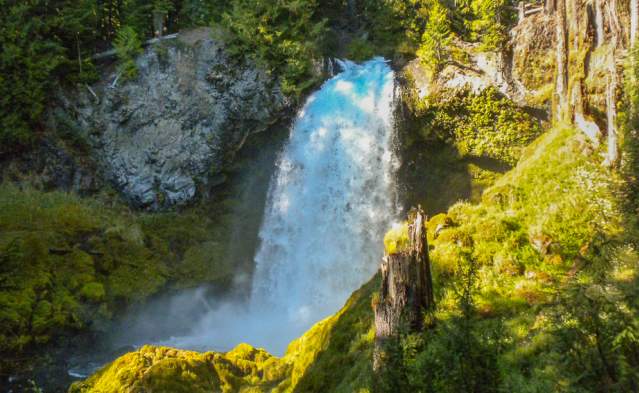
xmin=373 ymin=207 xmax=434 ymax=371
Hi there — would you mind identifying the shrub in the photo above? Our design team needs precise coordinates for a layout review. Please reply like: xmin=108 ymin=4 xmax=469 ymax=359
xmin=114 ymin=26 xmax=143 ymax=80
xmin=413 ymin=87 xmax=542 ymax=165
xmin=222 ymin=0 xmax=328 ymax=98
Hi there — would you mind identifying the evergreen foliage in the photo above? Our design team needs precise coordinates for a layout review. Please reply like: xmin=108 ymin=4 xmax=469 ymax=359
xmin=113 ymin=26 xmax=143 ymax=80
xmin=416 ymin=0 xmax=452 ymax=73
xmin=0 ymin=0 xmax=96 ymax=155
xmin=356 ymin=0 xmax=516 ymax=67
xmin=468 ymin=0 xmax=513 ymax=51
xmin=221 ymin=0 xmax=328 ymax=97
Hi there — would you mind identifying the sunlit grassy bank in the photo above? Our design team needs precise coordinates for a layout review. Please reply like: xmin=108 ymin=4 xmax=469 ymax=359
xmin=381 ymin=125 xmax=638 ymax=392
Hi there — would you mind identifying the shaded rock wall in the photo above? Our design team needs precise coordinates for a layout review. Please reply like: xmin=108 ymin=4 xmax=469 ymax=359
xmin=405 ymin=1 xmax=634 ymax=165
xmin=512 ymin=0 xmax=633 ymax=163
xmin=58 ymin=28 xmax=288 ymax=210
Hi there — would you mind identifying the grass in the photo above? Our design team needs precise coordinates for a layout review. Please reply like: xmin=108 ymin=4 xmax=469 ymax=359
xmin=381 ymin=124 xmax=638 ymax=392
xmin=429 ymin=125 xmax=621 ymax=315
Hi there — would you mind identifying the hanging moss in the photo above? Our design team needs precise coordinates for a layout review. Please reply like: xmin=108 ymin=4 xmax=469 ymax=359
xmin=412 ymin=87 xmax=543 ymax=165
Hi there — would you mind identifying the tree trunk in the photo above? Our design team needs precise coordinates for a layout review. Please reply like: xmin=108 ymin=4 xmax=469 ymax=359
xmin=373 ymin=207 xmax=434 ymax=371
xmin=632 ymin=0 xmax=638 ymax=47
xmin=603 ymin=0 xmax=621 ymax=166
xmin=595 ymin=0 xmax=605 ymax=48
xmin=605 ymin=73 xmax=619 ymax=165
xmin=555 ymin=0 xmax=569 ymax=121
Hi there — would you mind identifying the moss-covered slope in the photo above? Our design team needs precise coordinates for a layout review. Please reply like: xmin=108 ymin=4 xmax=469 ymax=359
xmin=381 ymin=125 xmax=638 ymax=392
xmin=0 ymin=186 xmax=235 ymax=370
xmin=69 ymin=277 xmax=378 ymax=393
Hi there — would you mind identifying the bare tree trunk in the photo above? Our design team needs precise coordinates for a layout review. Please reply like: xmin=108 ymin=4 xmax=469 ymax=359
xmin=605 ymin=73 xmax=619 ymax=165
xmin=602 ymin=0 xmax=621 ymax=166
xmin=632 ymin=0 xmax=638 ymax=47
xmin=595 ymin=0 xmax=605 ymax=48
xmin=555 ymin=0 xmax=569 ymax=121
xmin=545 ymin=0 xmax=557 ymax=14
xmin=373 ymin=207 xmax=434 ymax=371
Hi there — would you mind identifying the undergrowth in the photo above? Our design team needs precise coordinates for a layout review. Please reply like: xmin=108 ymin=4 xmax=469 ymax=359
xmin=0 ymin=185 xmax=235 ymax=364
xmin=382 ymin=125 xmax=639 ymax=392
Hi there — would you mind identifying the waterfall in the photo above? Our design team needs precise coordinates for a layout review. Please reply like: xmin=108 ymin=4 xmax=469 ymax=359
xmin=153 ymin=58 xmax=398 ymax=355
xmin=250 ymin=57 xmax=398 ymax=327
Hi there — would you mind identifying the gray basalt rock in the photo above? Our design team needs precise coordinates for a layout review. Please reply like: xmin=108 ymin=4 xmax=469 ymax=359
xmin=68 ymin=28 xmax=287 ymax=210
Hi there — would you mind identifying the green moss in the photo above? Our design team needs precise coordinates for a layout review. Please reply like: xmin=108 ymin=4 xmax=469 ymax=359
xmin=175 ymin=241 xmax=232 ymax=287
xmin=69 ymin=278 xmax=378 ymax=393
xmin=410 ymin=87 xmax=543 ymax=165
xmin=383 ymin=223 xmax=409 ymax=255
xmin=407 ymin=125 xmax=628 ymax=390
xmin=79 ymin=283 xmax=105 ymax=302
xmin=0 ymin=183 xmax=246 ymax=374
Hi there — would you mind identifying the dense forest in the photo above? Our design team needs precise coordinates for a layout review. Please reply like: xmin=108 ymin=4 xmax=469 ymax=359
xmin=2 ymin=0 xmax=639 ymax=392
xmin=0 ymin=0 xmax=516 ymax=153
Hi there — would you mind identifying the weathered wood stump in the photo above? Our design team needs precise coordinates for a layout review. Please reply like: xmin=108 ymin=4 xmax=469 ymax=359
xmin=373 ymin=207 xmax=434 ymax=371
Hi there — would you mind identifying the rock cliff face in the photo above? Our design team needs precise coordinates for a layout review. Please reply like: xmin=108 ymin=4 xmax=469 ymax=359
xmin=508 ymin=0 xmax=636 ymax=164
xmin=61 ymin=28 xmax=287 ymax=210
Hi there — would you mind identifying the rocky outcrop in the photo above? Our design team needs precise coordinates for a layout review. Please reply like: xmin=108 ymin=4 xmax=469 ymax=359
xmin=514 ymin=0 xmax=633 ymax=164
xmin=403 ymin=41 xmax=510 ymax=102
xmin=0 ymin=137 xmax=102 ymax=195
xmin=373 ymin=207 xmax=434 ymax=370
xmin=60 ymin=28 xmax=287 ymax=210
xmin=405 ymin=2 xmax=633 ymax=166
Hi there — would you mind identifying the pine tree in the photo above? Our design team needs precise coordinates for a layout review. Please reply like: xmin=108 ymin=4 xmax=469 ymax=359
xmin=0 ymin=0 xmax=95 ymax=155
xmin=416 ymin=0 xmax=452 ymax=73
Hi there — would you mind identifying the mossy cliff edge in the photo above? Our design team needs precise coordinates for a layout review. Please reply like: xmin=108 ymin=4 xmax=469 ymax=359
xmin=69 ymin=278 xmax=378 ymax=393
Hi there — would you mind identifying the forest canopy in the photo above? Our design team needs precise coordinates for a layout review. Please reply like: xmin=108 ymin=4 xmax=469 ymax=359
xmin=0 ymin=0 xmax=518 ymax=154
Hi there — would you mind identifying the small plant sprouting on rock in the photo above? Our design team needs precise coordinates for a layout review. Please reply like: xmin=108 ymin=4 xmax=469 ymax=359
xmin=114 ymin=26 xmax=143 ymax=81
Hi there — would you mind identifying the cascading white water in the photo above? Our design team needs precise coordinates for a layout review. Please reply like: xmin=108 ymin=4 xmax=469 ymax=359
xmin=250 ymin=57 xmax=397 ymax=323
xmin=155 ymin=57 xmax=398 ymax=355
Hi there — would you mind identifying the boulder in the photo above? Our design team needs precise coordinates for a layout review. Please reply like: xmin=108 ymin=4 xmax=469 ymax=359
xmin=65 ymin=28 xmax=288 ymax=210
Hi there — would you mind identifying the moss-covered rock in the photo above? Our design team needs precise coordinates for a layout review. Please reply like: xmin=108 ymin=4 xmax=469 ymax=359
xmin=0 ymin=185 xmax=235 ymax=373
xmin=408 ymin=86 xmax=543 ymax=165
xmin=69 ymin=278 xmax=379 ymax=393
